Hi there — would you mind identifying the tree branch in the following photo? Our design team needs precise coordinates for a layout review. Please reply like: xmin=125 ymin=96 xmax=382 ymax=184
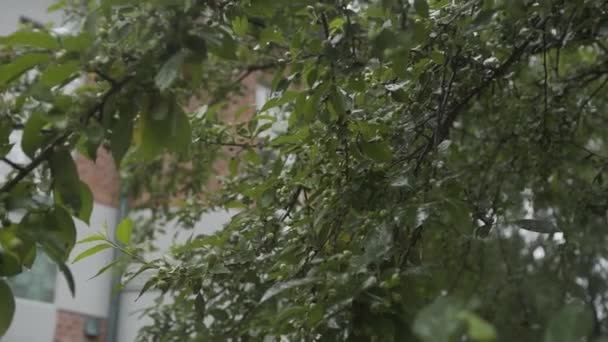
xmin=93 ymin=69 xmax=119 ymax=87
xmin=436 ymin=34 xmax=537 ymax=144
xmin=1 ymin=157 xmax=25 ymax=171
xmin=0 ymin=77 xmax=131 ymax=194
xmin=198 ymin=139 xmax=265 ymax=149
xmin=208 ymin=61 xmax=287 ymax=107
xmin=0 ymin=132 xmax=69 ymax=194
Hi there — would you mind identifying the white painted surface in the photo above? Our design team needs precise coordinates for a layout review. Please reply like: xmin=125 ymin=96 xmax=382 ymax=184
xmin=2 ymin=298 xmax=56 ymax=342
xmin=4 ymin=203 xmax=118 ymax=342
xmin=116 ymin=290 xmax=160 ymax=342
xmin=255 ymin=84 xmax=289 ymax=138
xmin=115 ymin=209 xmax=235 ymax=341
xmin=131 ymin=209 xmax=237 ymax=261
xmin=0 ymin=0 xmax=61 ymax=35
xmin=0 ymin=4 xmax=240 ymax=339
xmin=54 ymin=203 xmax=118 ymax=318
xmin=0 ymin=132 xmax=29 ymax=183
xmin=1 ymin=2 xmax=116 ymax=341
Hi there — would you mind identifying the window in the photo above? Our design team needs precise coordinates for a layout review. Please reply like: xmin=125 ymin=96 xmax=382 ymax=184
xmin=7 ymin=250 xmax=57 ymax=303
xmin=2 ymin=135 xmax=56 ymax=304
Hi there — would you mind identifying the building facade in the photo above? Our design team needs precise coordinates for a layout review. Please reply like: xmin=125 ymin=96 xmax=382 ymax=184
xmin=1 ymin=3 xmax=270 ymax=341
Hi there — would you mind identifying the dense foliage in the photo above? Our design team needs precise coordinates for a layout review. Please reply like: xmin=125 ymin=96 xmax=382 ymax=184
xmin=1 ymin=0 xmax=608 ymax=340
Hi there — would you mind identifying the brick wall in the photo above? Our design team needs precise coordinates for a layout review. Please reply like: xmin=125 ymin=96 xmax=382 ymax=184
xmin=58 ymin=151 xmax=117 ymax=342
xmin=74 ymin=147 xmax=120 ymax=208
xmin=57 ymin=73 xmax=262 ymax=342
xmin=207 ymin=73 xmax=260 ymax=192
xmin=54 ymin=310 xmax=107 ymax=342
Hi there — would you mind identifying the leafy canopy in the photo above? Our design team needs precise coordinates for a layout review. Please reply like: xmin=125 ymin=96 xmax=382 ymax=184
xmin=1 ymin=0 xmax=608 ymax=341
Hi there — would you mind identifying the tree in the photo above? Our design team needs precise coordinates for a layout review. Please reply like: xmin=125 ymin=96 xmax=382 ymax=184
xmin=1 ymin=0 xmax=608 ymax=340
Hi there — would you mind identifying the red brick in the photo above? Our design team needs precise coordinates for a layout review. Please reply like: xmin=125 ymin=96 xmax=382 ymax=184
xmin=54 ymin=310 xmax=107 ymax=342
xmin=74 ymin=148 xmax=120 ymax=208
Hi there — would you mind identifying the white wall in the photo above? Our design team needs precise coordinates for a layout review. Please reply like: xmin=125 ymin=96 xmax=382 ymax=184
xmin=0 ymin=0 xmax=61 ymax=35
xmin=55 ymin=204 xmax=118 ymax=317
xmin=2 ymin=298 xmax=56 ymax=342
xmin=3 ymin=203 xmax=118 ymax=342
xmin=0 ymin=2 xmax=72 ymax=342
xmin=116 ymin=290 xmax=159 ymax=342
xmin=115 ymin=209 xmax=236 ymax=342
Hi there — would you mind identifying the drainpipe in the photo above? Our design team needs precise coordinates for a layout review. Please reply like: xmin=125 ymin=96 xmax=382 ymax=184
xmin=106 ymin=195 xmax=129 ymax=342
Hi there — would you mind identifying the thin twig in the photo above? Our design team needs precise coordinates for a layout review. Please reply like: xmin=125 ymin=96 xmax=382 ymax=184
xmin=280 ymin=186 xmax=302 ymax=222
xmin=1 ymin=157 xmax=25 ymax=171
xmin=208 ymin=61 xmax=287 ymax=107
xmin=543 ymin=23 xmax=549 ymax=117
xmin=399 ymin=224 xmax=424 ymax=267
xmin=0 ymin=132 xmax=69 ymax=194
xmin=0 ymin=77 xmax=132 ymax=194
xmin=436 ymin=29 xmax=540 ymax=143
xmin=199 ymin=139 xmax=265 ymax=149
xmin=94 ymin=69 xmax=118 ymax=86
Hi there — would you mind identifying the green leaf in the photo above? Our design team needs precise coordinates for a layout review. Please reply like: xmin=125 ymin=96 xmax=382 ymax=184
xmin=243 ymin=148 xmax=262 ymax=165
xmin=136 ymin=277 xmax=156 ymax=301
xmin=58 ymin=261 xmax=76 ymax=297
xmin=61 ymin=33 xmax=91 ymax=52
xmin=136 ymin=97 xmax=191 ymax=159
xmin=270 ymin=127 xmax=309 ymax=146
xmin=413 ymin=296 xmax=467 ymax=342
xmin=360 ymin=140 xmax=392 ymax=163
xmin=232 ymin=16 xmax=249 ymax=37
xmin=0 ymin=53 xmax=50 ymax=87
xmin=111 ymin=111 xmax=134 ymax=165
xmin=308 ymin=304 xmax=325 ymax=327
xmin=0 ymin=30 xmax=60 ymax=49
xmin=544 ymin=302 xmax=594 ymax=342
xmin=329 ymin=17 xmax=346 ymax=32
xmin=260 ymin=26 xmax=286 ymax=46
xmin=38 ymin=60 xmax=80 ymax=88
xmin=78 ymin=182 xmax=94 ymax=224
xmin=360 ymin=225 xmax=392 ymax=266
xmin=412 ymin=19 xmax=430 ymax=43
xmin=210 ymin=32 xmax=237 ymax=60
xmin=77 ymin=234 xmax=106 ymax=244
xmin=0 ymin=120 xmax=11 ymax=155
xmin=511 ymin=219 xmax=558 ymax=233
xmin=115 ymin=217 xmax=134 ymax=245
xmin=38 ymin=230 xmax=76 ymax=297
xmin=51 ymin=207 xmax=77 ymax=258
xmin=50 ymin=149 xmax=84 ymax=217
xmin=372 ymin=28 xmax=397 ymax=58
xmin=0 ymin=226 xmax=36 ymax=269
xmin=0 ymin=248 xmax=21 ymax=276
xmin=24 ymin=206 xmax=77 ymax=262
xmin=21 ymin=112 xmax=50 ymax=158
xmin=274 ymin=305 xmax=307 ymax=325
xmin=89 ymin=259 xmax=121 ymax=280
xmin=328 ymin=88 xmax=346 ymax=119
xmin=100 ymin=0 xmax=136 ymax=12
xmin=122 ymin=264 xmax=156 ymax=296
xmin=195 ymin=293 xmax=206 ymax=318
xmin=457 ymin=311 xmax=497 ymax=341
xmin=0 ymin=279 xmax=15 ymax=338
xmin=47 ymin=0 xmax=67 ymax=13
xmin=414 ymin=0 xmax=430 ymax=18
xmin=260 ymin=277 xmax=318 ymax=303
xmin=261 ymin=91 xmax=298 ymax=112
xmin=155 ymin=50 xmax=187 ymax=91
xmin=72 ymin=244 xmax=112 ymax=263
